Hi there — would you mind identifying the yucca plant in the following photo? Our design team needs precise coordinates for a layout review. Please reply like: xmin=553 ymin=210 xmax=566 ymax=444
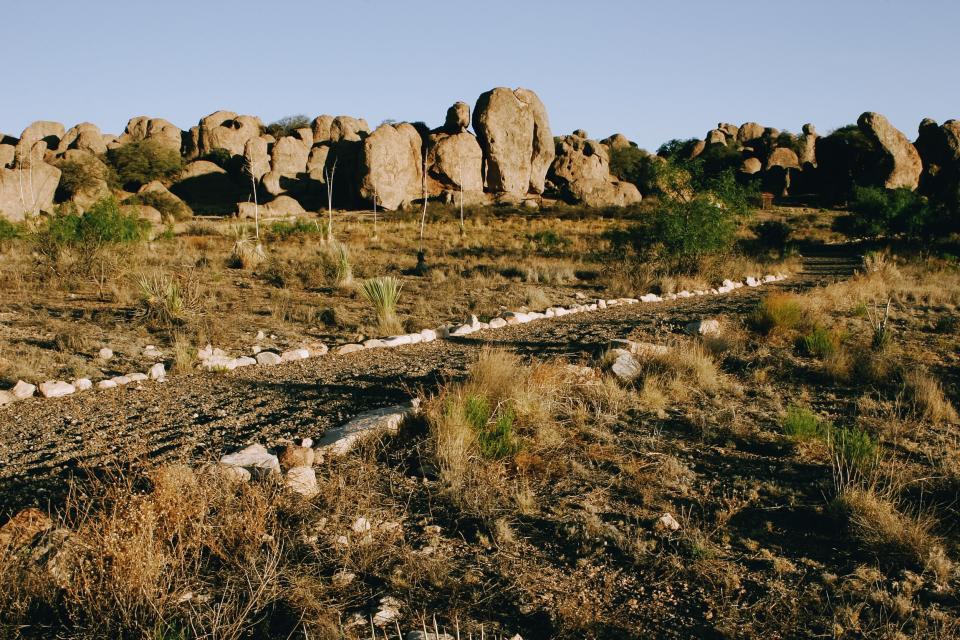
xmin=358 ymin=276 xmax=403 ymax=335
xmin=135 ymin=271 xmax=202 ymax=327
xmin=228 ymin=224 xmax=266 ymax=269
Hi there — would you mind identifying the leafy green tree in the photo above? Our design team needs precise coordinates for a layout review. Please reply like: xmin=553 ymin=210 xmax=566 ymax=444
xmin=265 ymin=114 xmax=310 ymax=138
xmin=107 ymin=140 xmax=182 ymax=190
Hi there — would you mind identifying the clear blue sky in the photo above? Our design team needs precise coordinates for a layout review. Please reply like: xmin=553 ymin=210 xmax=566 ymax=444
xmin=4 ymin=0 xmax=957 ymax=151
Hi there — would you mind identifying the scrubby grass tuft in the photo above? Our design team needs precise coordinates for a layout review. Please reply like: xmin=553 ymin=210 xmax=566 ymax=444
xmin=749 ymin=294 xmax=806 ymax=335
xmin=781 ymin=405 xmax=827 ymax=440
xmin=359 ymin=276 xmax=403 ymax=335
xmin=902 ymin=367 xmax=958 ymax=425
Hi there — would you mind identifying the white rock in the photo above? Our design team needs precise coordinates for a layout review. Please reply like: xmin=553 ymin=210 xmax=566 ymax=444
xmin=284 ymin=466 xmax=319 ymax=497
xmin=544 ymin=309 xmax=555 ymax=318
xmin=12 ymin=380 xmax=36 ymax=399
xmin=435 ymin=325 xmax=452 ymax=338
xmin=449 ymin=323 xmax=475 ymax=336
xmin=609 ymin=339 xmax=670 ymax=357
xmin=220 ymin=443 xmax=281 ymax=478
xmin=202 ymin=355 xmax=236 ymax=371
xmin=622 ymin=298 xmax=639 ymax=304
xmin=73 ymin=378 xmax=93 ymax=391
xmin=256 ymin=351 xmax=282 ymax=365
xmin=763 ymin=274 xmax=777 ymax=283
xmin=281 ymin=348 xmax=310 ymax=362
xmin=597 ymin=299 xmax=607 ymax=309
xmin=317 ymin=400 xmax=421 ymax=457
xmin=406 ymin=332 xmax=422 ymax=344
xmin=745 ymin=276 xmax=760 ymax=287
xmin=233 ymin=356 xmax=256 ymax=367
xmin=528 ymin=312 xmax=545 ymax=320
xmin=587 ymin=303 xmax=598 ymax=311
xmin=407 ymin=632 xmax=455 ymax=640
xmin=666 ymin=293 xmax=678 ymax=300
xmin=148 ymin=363 xmax=166 ymax=380
xmin=352 ymin=516 xmax=371 ymax=533
xmin=362 ymin=339 xmax=386 ymax=349
xmin=420 ymin=328 xmax=437 ymax=342
xmin=252 ymin=345 xmax=262 ymax=354
xmin=489 ymin=317 xmax=507 ymax=329
xmin=372 ymin=596 xmax=402 ymax=626
xmin=111 ymin=375 xmax=132 ymax=385
xmin=479 ymin=322 xmax=490 ymax=330
xmin=127 ymin=372 xmax=148 ymax=382
xmin=255 ymin=330 xmax=266 ymax=340
xmin=143 ymin=345 xmax=163 ymax=359
xmin=609 ymin=350 xmax=641 ymax=381
xmin=658 ymin=512 xmax=681 ymax=532
xmin=677 ymin=290 xmax=692 ymax=298
xmin=721 ymin=279 xmax=736 ymax=289
xmin=98 ymin=347 xmax=113 ymax=361
xmin=0 ymin=390 xmax=15 ymax=406
xmin=308 ymin=343 xmax=329 ymax=356
xmin=97 ymin=379 xmax=118 ymax=389
xmin=465 ymin=314 xmax=480 ymax=328
xmin=606 ymin=299 xmax=620 ymax=306
xmin=685 ymin=319 xmax=721 ymax=336
xmin=502 ymin=311 xmax=531 ymax=324
xmin=39 ymin=381 xmax=75 ymax=398
xmin=382 ymin=334 xmax=413 ymax=347
xmin=215 ymin=464 xmax=251 ymax=483
xmin=335 ymin=343 xmax=364 ymax=355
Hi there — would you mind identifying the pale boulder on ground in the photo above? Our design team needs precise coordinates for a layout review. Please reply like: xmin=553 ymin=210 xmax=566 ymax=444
xmin=284 ymin=466 xmax=319 ymax=497
xmin=472 ymin=87 xmax=555 ymax=196
xmin=39 ymin=381 xmax=75 ymax=398
xmin=685 ymin=319 xmax=721 ymax=336
xmin=220 ymin=443 xmax=281 ymax=479
xmin=857 ymin=111 xmax=923 ymax=190
xmin=316 ymin=400 xmax=420 ymax=458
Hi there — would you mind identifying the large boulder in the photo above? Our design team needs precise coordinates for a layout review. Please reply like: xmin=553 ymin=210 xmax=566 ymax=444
xmin=800 ymin=123 xmax=818 ymax=166
xmin=262 ymin=133 xmax=311 ymax=196
xmin=443 ymin=102 xmax=471 ymax=133
xmin=0 ymin=153 xmax=61 ymax=221
xmin=916 ymin=118 xmax=960 ymax=199
xmin=55 ymin=149 xmax=112 ymax=208
xmin=118 ymin=117 xmax=183 ymax=153
xmin=548 ymin=132 xmax=641 ymax=207
xmin=197 ymin=111 xmax=264 ymax=157
xmin=170 ymin=160 xmax=246 ymax=215
xmin=857 ymin=112 xmax=922 ymax=190
xmin=243 ymin=136 xmax=271 ymax=181
xmin=766 ymin=147 xmax=800 ymax=171
xmin=427 ymin=131 xmax=483 ymax=194
xmin=737 ymin=122 xmax=764 ymax=144
xmin=56 ymin=123 xmax=108 ymax=156
xmin=329 ymin=116 xmax=370 ymax=143
xmin=358 ymin=123 xmax=422 ymax=210
xmin=472 ymin=87 xmax=555 ymax=196
xmin=0 ymin=144 xmax=14 ymax=168
xmin=600 ymin=133 xmax=633 ymax=150
xmin=17 ymin=121 xmax=65 ymax=153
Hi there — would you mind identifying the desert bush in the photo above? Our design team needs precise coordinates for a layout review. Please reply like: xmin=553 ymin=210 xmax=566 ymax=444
xmin=227 ymin=225 xmax=266 ymax=269
xmin=107 ymin=140 xmax=182 ymax=190
xmin=800 ymin=325 xmax=841 ymax=358
xmin=35 ymin=197 xmax=149 ymax=265
xmin=0 ymin=219 xmax=22 ymax=247
xmin=780 ymin=405 xmax=828 ymax=441
xmin=123 ymin=191 xmax=192 ymax=222
xmin=265 ymin=114 xmax=310 ymax=139
xmin=837 ymin=186 xmax=937 ymax=239
xmin=317 ymin=240 xmax=353 ymax=288
xmin=751 ymin=219 xmax=792 ymax=256
xmin=656 ymin=138 xmax=702 ymax=160
xmin=135 ymin=271 xmax=203 ymax=327
xmin=359 ymin=276 xmax=403 ymax=335
xmin=749 ymin=294 xmax=807 ymax=335
xmin=268 ymin=218 xmax=323 ymax=239
xmin=54 ymin=156 xmax=111 ymax=201
xmin=901 ymin=367 xmax=958 ymax=424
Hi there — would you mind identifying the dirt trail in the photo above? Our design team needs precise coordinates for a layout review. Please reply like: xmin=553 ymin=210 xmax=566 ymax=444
xmin=0 ymin=248 xmax=860 ymax=515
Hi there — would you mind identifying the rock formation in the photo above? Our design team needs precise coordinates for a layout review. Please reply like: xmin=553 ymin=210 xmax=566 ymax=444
xmin=358 ymin=122 xmax=423 ymax=210
xmin=56 ymin=123 xmax=108 ymax=156
xmin=118 ymin=116 xmax=183 ymax=153
xmin=197 ymin=111 xmax=264 ymax=157
xmin=916 ymin=118 xmax=960 ymax=199
xmin=857 ymin=112 xmax=922 ymax=190
xmin=425 ymin=102 xmax=484 ymax=197
xmin=472 ymin=87 xmax=554 ymax=197
xmin=548 ymin=132 xmax=641 ymax=207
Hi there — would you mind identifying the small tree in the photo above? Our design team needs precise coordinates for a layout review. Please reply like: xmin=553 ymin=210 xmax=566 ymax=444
xmin=265 ymin=115 xmax=310 ymax=139
xmin=107 ymin=140 xmax=182 ymax=190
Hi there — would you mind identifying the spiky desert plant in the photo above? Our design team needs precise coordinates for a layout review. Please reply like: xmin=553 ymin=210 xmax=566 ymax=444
xmin=135 ymin=271 xmax=203 ymax=327
xmin=228 ymin=224 xmax=265 ymax=269
xmin=358 ymin=276 xmax=403 ymax=335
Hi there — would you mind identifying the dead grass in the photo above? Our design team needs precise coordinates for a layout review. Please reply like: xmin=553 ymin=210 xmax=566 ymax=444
xmin=902 ymin=366 xmax=959 ymax=425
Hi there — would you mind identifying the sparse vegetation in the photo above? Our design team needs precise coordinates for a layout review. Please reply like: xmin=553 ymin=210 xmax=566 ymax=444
xmin=106 ymin=140 xmax=183 ymax=190
xmin=359 ymin=275 xmax=403 ymax=334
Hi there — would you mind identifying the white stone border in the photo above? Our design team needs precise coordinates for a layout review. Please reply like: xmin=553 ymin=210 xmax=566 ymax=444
xmin=0 ymin=273 xmax=788 ymax=406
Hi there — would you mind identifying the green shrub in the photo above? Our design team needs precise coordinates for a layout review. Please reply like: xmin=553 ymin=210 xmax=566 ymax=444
xmin=829 ymin=427 xmax=878 ymax=470
xmin=610 ymin=147 xmax=694 ymax=199
xmin=124 ymin=191 xmax=192 ymax=222
xmin=800 ymin=325 xmax=841 ymax=358
xmin=460 ymin=393 xmax=519 ymax=460
xmin=358 ymin=275 xmax=402 ymax=334
xmin=268 ymin=218 xmax=322 ymax=239
xmin=0 ymin=218 xmax=21 ymax=242
xmin=656 ymin=138 xmax=702 ymax=159
xmin=752 ymin=220 xmax=792 ymax=256
xmin=649 ymin=196 xmax=738 ymax=270
xmin=39 ymin=197 xmax=149 ymax=251
xmin=107 ymin=140 xmax=182 ymax=190
xmin=526 ymin=229 xmax=570 ymax=250
xmin=265 ymin=115 xmax=310 ymax=139
xmin=55 ymin=157 xmax=110 ymax=201
xmin=838 ymin=186 xmax=936 ymax=239
xmin=781 ymin=405 xmax=828 ymax=440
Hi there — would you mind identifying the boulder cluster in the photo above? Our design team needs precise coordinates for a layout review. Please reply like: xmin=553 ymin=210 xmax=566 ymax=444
xmin=0 ymin=87 xmax=642 ymax=222
xmin=683 ymin=113 xmax=958 ymax=202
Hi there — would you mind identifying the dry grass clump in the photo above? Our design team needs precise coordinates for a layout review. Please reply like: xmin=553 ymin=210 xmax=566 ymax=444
xmin=901 ymin=366 xmax=958 ymax=425
xmin=833 ymin=487 xmax=952 ymax=582
xmin=749 ymin=293 xmax=809 ymax=336
xmin=425 ymin=349 xmax=574 ymax=519
xmin=624 ymin=341 xmax=724 ymax=405
xmin=0 ymin=465 xmax=294 ymax=638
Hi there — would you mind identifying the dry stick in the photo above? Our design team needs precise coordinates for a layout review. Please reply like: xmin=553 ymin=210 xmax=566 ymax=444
xmin=325 ymin=158 xmax=338 ymax=241
xmin=458 ymin=158 xmax=464 ymax=235
xmin=418 ymin=154 xmax=428 ymax=253
xmin=373 ymin=186 xmax=379 ymax=239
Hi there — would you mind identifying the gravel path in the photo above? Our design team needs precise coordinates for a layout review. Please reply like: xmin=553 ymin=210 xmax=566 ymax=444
xmin=0 ymin=249 xmax=860 ymax=515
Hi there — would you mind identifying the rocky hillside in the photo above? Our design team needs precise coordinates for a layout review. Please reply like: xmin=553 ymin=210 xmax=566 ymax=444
xmin=0 ymin=87 xmax=642 ymax=222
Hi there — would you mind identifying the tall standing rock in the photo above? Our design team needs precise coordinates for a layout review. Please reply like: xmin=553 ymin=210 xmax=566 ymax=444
xmin=358 ymin=123 xmax=423 ymax=210
xmin=800 ymin=123 xmax=818 ymax=166
xmin=915 ymin=118 xmax=960 ymax=199
xmin=262 ymin=132 xmax=311 ymax=196
xmin=472 ymin=87 xmax=555 ymax=197
xmin=427 ymin=101 xmax=483 ymax=195
xmin=56 ymin=123 xmax=108 ymax=156
xmin=118 ymin=117 xmax=183 ymax=153
xmin=857 ymin=112 xmax=922 ymax=190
